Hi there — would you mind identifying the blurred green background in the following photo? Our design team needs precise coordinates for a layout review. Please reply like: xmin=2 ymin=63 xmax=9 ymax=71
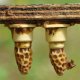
xmin=0 ymin=0 xmax=80 ymax=80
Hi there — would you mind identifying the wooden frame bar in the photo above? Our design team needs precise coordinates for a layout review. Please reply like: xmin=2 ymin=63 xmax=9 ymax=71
xmin=0 ymin=4 xmax=80 ymax=24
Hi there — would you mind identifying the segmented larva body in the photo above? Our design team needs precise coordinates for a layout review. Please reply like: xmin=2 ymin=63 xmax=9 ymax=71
xmin=8 ymin=24 xmax=35 ymax=74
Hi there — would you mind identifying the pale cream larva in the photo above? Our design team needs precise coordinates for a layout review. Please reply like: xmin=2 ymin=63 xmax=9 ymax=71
xmin=44 ymin=23 xmax=75 ymax=76
xmin=8 ymin=24 xmax=35 ymax=74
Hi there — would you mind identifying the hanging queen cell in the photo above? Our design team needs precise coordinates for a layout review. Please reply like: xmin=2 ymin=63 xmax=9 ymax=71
xmin=44 ymin=22 xmax=75 ymax=76
xmin=7 ymin=23 xmax=35 ymax=74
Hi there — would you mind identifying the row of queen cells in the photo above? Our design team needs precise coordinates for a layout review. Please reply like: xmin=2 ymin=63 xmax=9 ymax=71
xmin=5 ymin=22 xmax=75 ymax=76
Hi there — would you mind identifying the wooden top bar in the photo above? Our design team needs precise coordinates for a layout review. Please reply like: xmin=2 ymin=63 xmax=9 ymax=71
xmin=0 ymin=4 xmax=80 ymax=23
